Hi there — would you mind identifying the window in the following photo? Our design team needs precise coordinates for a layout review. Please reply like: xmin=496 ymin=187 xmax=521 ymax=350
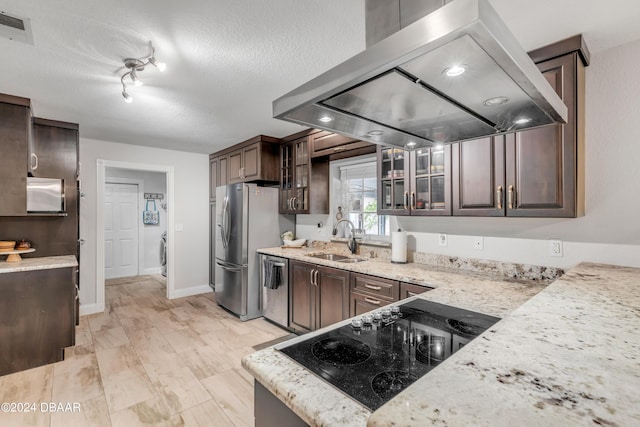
xmin=339 ymin=160 xmax=389 ymax=237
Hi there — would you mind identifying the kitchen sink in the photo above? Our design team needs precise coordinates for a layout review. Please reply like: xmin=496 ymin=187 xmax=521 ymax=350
xmin=335 ymin=258 xmax=366 ymax=263
xmin=308 ymin=253 xmax=366 ymax=263
xmin=308 ymin=253 xmax=350 ymax=261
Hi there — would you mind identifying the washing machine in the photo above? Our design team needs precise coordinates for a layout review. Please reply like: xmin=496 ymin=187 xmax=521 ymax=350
xmin=160 ymin=231 xmax=167 ymax=277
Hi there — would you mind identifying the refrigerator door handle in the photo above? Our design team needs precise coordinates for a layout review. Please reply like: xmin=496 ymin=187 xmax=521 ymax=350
xmin=224 ymin=196 xmax=231 ymax=248
xmin=221 ymin=196 xmax=230 ymax=248
xmin=216 ymin=260 xmax=242 ymax=272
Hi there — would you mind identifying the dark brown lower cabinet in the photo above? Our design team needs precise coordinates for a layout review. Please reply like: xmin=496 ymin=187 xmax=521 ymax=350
xmin=399 ymin=282 xmax=433 ymax=300
xmin=289 ymin=260 xmax=350 ymax=333
xmin=0 ymin=267 xmax=75 ymax=376
xmin=350 ymin=273 xmax=399 ymax=316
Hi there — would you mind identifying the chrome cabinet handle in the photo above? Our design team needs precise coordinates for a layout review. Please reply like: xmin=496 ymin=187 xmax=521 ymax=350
xmin=497 ymin=185 xmax=503 ymax=210
xmin=364 ymin=284 xmax=382 ymax=291
xmin=292 ymin=196 xmax=298 ymax=211
xmin=333 ymin=146 xmax=347 ymax=152
xmin=314 ymin=270 xmax=319 ymax=287
xmin=403 ymin=191 xmax=409 ymax=210
xmin=508 ymin=185 xmax=515 ymax=210
xmin=411 ymin=192 xmax=416 ymax=210
xmin=364 ymin=296 xmax=381 ymax=305
xmin=310 ymin=269 xmax=316 ymax=286
xmin=31 ymin=152 xmax=38 ymax=171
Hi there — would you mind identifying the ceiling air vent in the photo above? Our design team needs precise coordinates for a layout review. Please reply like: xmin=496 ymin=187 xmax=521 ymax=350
xmin=0 ymin=11 xmax=34 ymax=45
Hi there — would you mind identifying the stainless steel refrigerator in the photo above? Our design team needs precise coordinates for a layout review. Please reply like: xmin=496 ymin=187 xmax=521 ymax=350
xmin=214 ymin=183 xmax=294 ymax=321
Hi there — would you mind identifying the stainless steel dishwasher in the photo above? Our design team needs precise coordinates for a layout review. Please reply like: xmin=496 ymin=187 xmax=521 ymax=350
xmin=260 ymin=254 xmax=289 ymax=329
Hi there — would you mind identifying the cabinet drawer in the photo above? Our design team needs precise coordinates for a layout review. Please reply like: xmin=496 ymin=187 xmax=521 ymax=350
xmin=351 ymin=273 xmax=399 ymax=301
xmin=351 ymin=291 xmax=390 ymax=317
xmin=399 ymin=282 xmax=433 ymax=300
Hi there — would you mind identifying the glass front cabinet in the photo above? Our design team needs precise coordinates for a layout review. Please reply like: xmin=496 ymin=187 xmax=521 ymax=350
xmin=280 ymin=136 xmax=310 ymax=213
xmin=377 ymin=145 xmax=451 ymax=216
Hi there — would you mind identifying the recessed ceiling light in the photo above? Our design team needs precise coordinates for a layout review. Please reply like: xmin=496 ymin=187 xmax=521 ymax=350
xmin=514 ymin=117 xmax=531 ymax=125
xmin=318 ymin=116 xmax=334 ymax=123
xmin=406 ymin=141 xmax=417 ymax=148
xmin=366 ymin=130 xmax=384 ymax=137
xmin=444 ymin=65 xmax=466 ymax=77
xmin=483 ymin=96 xmax=510 ymax=106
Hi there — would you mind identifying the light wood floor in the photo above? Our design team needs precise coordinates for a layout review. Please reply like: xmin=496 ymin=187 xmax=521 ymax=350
xmin=0 ymin=275 xmax=289 ymax=427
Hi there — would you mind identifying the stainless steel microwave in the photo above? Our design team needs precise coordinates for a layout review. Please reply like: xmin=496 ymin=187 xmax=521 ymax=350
xmin=27 ymin=177 xmax=65 ymax=213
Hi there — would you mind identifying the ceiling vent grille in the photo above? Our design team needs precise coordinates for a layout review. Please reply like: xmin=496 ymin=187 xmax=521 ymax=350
xmin=0 ymin=11 xmax=34 ymax=45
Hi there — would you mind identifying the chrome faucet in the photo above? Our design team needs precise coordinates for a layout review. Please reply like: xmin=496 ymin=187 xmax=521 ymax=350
xmin=333 ymin=218 xmax=358 ymax=254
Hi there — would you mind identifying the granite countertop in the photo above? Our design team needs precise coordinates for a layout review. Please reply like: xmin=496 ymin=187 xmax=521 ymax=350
xmin=0 ymin=255 xmax=78 ymax=274
xmin=243 ymin=261 xmax=640 ymax=426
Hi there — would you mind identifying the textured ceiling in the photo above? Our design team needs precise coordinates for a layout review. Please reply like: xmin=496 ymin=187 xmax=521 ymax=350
xmin=1 ymin=0 xmax=639 ymax=154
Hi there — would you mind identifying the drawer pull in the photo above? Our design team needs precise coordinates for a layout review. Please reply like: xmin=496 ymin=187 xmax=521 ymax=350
xmin=364 ymin=284 xmax=382 ymax=291
xmin=364 ymin=296 xmax=381 ymax=305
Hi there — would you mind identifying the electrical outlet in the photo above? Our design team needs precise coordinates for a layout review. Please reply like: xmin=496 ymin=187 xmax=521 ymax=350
xmin=549 ymin=239 xmax=563 ymax=257
xmin=175 ymin=224 xmax=184 ymax=232
xmin=473 ymin=236 xmax=484 ymax=250
xmin=438 ymin=233 xmax=448 ymax=247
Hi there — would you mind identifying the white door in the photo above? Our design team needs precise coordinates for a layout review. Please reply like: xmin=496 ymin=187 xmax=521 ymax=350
xmin=104 ymin=183 xmax=139 ymax=279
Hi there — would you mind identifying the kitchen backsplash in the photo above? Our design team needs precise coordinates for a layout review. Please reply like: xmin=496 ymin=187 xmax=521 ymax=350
xmin=306 ymin=240 xmax=564 ymax=284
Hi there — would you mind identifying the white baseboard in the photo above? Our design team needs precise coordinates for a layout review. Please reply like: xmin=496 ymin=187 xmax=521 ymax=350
xmin=143 ymin=267 xmax=162 ymax=275
xmin=169 ymin=284 xmax=212 ymax=299
xmin=79 ymin=303 xmax=105 ymax=316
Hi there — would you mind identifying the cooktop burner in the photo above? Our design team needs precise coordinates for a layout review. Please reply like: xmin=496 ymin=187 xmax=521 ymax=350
xmin=371 ymin=371 xmax=419 ymax=400
xmin=446 ymin=318 xmax=485 ymax=336
xmin=279 ymin=299 xmax=500 ymax=411
xmin=312 ymin=337 xmax=371 ymax=366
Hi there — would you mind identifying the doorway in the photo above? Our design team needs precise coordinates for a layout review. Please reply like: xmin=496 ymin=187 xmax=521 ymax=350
xmin=96 ymin=160 xmax=175 ymax=310
xmin=104 ymin=182 xmax=139 ymax=279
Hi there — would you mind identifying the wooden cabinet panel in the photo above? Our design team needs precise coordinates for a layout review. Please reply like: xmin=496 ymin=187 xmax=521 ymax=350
xmin=0 ymin=267 xmax=75 ymax=376
xmin=451 ymin=44 xmax=585 ymax=218
xmin=31 ymin=120 xmax=78 ymax=180
xmin=399 ymin=282 xmax=432 ymax=300
xmin=506 ymin=53 xmax=579 ymax=217
xmin=228 ymin=150 xmax=243 ymax=183
xmin=242 ymin=143 xmax=260 ymax=181
xmin=310 ymin=131 xmax=375 ymax=160
xmin=350 ymin=291 xmax=389 ymax=316
xmin=351 ymin=273 xmax=399 ymax=301
xmin=209 ymin=157 xmax=218 ymax=202
xmin=289 ymin=260 xmax=316 ymax=332
xmin=317 ymin=265 xmax=350 ymax=328
xmin=219 ymin=156 xmax=228 ymax=186
xmin=452 ymin=136 xmax=505 ymax=216
xmin=289 ymin=261 xmax=349 ymax=332
xmin=0 ymin=101 xmax=30 ymax=216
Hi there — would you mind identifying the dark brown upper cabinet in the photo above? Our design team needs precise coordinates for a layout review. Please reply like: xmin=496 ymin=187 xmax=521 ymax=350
xmin=0 ymin=94 xmax=31 ymax=216
xmin=279 ymin=129 xmax=329 ymax=214
xmin=310 ymin=131 xmax=376 ymax=160
xmin=452 ymin=36 xmax=587 ymax=218
xmin=224 ymin=136 xmax=280 ymax=185
xmin=209 ymin=156 xmax=219 ymax=202
xmin=377 ymin=144 xmax=451 ymax=216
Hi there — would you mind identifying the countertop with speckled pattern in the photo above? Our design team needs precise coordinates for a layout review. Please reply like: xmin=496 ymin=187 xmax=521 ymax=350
xmin=243 ymin=260 xmax=640 ymax=427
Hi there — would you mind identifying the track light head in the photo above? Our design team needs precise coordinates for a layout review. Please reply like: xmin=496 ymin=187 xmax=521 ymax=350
xmin=122 ymin=90 xmax=133 ymax=103
xmin=119 ymin=42 xmax=165 ymax=102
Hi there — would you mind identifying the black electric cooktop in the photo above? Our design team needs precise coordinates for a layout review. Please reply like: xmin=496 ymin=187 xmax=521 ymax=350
xmin=279 ymin=299 xmax=500 ymax=411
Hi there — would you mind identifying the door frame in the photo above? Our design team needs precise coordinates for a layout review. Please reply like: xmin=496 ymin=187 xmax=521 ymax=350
xmin=96 ymin=160 xmax=175 ymax=309
xmin=104 ymin=178 xmax=145 ymax=276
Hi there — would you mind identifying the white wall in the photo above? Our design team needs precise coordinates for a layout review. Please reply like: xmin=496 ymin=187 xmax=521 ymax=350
xmin=105 ymin=167 xmax=167 ymax=274
xmin=296 ymin=38 xmax=640 ymax=269
xmin=79 ymin=138 xmax=209 ymax=313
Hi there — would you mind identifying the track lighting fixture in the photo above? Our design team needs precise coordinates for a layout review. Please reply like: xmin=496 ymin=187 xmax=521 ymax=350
xmin=120 ymin=42 xmax=166 ymax=103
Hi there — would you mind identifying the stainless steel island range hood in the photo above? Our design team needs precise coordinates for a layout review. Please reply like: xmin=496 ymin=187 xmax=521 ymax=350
xmin=273 ymin=0 xmax=568 ymax=149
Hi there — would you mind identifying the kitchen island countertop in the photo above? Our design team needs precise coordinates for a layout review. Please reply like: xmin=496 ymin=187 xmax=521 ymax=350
xmin=0 ymin=255 xmax=78 ymax=274
xmin=242 ymin=261 xmax=640 ymax=426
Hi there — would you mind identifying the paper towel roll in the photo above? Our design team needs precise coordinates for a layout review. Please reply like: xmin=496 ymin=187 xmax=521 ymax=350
xmin=391 ymin=230 xmax=407 ymax=264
